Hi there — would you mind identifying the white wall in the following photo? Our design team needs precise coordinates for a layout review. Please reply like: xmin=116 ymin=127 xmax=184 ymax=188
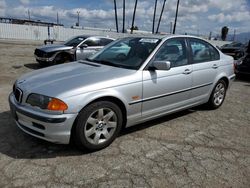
xmin=0 ymin=23 xmax=229 ymax=47
xmin=0 ymin=23 xmax=136 ymax=41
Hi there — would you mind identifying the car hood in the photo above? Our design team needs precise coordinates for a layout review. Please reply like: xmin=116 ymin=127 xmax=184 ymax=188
xmin=36 ymin=44 xmax=73 ymax=53
xmin=16 ymin=61 xmax=138 ymax=98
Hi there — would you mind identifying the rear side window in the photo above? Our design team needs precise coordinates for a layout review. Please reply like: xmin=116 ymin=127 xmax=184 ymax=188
xmin=189 ymin=38 xmax=220 ymax=63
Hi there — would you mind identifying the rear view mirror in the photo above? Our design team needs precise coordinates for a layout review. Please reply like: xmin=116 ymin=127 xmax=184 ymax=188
xmin=150 ymin=60 xmax=171 ymax=70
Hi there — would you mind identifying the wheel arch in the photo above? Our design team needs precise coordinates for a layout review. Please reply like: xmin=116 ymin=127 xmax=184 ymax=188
xmin=70 ymin=95 xmax=128 ymax=143
xmin=219 ymin=76 xmax=229 ymax=89
xmin=55 ymin=51 xmax=74 ymax=63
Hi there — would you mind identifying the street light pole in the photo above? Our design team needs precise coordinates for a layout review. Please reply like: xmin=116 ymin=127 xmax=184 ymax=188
xmin=173 ymin=0 xmax=180 ymax=34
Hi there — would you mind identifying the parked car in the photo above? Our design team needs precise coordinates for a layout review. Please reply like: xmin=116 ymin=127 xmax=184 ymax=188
xmin=234 ymin=40 xmax=250 ymax=76
xmin=34 ymin=35 xmax=114 ymax=66
xmin=220 ymin=42 xmax=246 ymax=60
xmin=10 ymin=35 xmax=235 ymax=151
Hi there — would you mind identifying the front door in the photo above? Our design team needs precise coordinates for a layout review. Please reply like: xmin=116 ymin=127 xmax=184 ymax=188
xmin=142 ymin=38 xmax=193 ymax=119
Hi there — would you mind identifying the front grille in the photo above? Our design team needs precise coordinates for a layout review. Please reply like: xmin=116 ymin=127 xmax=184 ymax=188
xmin=34 ymin=49 xmax=46 ymax=57
xmin=14 ymin=87 xmax=23 ymax=103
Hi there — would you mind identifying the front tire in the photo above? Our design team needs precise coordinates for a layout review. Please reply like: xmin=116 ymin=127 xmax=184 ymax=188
xmin=207 ymin=80 xmax=227 ymax=109
xmin=73 ymin=101 xmax=123 ymax=151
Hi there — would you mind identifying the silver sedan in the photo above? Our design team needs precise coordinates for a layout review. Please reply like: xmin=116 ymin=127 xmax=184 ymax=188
xmin=9 ymin=35 xmax=235 ymax=150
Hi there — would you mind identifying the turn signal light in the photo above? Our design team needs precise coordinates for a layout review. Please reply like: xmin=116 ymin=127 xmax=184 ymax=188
xmin=47 ymin=98 xmax=68 ymax=111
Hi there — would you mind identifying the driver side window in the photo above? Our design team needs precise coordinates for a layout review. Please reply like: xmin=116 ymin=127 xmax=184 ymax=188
xmin=154 ymin=39 xmax=188 ymax=67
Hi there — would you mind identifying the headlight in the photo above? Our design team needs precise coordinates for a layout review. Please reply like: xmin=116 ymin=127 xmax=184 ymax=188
xmin=26 ymin=93 xmax=68 ymax=111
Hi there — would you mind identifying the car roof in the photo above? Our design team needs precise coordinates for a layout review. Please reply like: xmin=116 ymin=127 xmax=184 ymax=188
xmin=121 ymin=34 xmax=207 ymax=41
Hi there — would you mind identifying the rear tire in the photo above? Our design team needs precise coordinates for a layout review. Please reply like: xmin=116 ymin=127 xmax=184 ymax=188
xmin=73 ymin=101 xmax=123 ymax=151
xmin=207 ymin=80 xmax=227 ymax=109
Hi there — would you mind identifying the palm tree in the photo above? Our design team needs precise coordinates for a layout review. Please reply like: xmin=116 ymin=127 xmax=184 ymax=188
xmin=114 ymin=0 xmax=118 ymax=32
xmin=131 ymin=0 xmax=138 ymax=34
xmin=122 ymin=0 xmax=125 ymax=33
xmin=173 ymin=0 xmax=180 ymax=34
xmin=156 ymin=0 xmax=166 ymax=33
xmin=152 ymin=0 xmax=158 ymax=34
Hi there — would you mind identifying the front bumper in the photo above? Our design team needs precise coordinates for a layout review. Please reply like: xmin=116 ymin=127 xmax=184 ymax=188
xmin=35 ymin=55 xmax=55 ymax=63
xmin=9 ymin=93 xmax=78 ymax=144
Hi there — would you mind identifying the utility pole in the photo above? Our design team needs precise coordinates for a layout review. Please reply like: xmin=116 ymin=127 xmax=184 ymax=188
xmin=152 ymin=0 xmax=158 ymax=34
xmin=173 ymin=0 xmax=180 ymax=34
xmin=233 ymin=29 xmax=236 ymax=41
xmin=28 ymin=9 xmax=31 ymax=20
xmin=56 ymin=12 xmax=59 ymax=24
xmin=156 ymin=0 xmax=166 ymax=34
xmin=76 ymin=11 xmax=80 ymax=26
xmin=122 ymin=0 xmax=125 ymax=33
xmin=114 ymin=0 xmax=119 ymax=32
xmin=170 ymin=21 xmax=173 ymax=34
xmin=131 ymin=0 xmax=138 ymax=34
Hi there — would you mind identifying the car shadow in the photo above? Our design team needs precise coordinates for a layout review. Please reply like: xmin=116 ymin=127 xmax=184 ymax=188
xmin=120 ymin=109 xmax=194 ymax=136
xmin=235 ymin=75 xmax=250 ymax=83
xmin=24 ymin=63 xmax=43 ymax=70
xmin=0 ymin=108 xmax=200 ymax=159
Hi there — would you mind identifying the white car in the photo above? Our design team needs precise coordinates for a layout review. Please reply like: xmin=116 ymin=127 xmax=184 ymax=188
xmin=10 ymin=35 xmax=235 ymax=150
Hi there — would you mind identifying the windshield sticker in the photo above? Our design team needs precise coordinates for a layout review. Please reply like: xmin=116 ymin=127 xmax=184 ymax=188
xmin=139 ymin=38 xmax=158 ymax=43
xmin=78 ymin=38 xmax=84 ymax=41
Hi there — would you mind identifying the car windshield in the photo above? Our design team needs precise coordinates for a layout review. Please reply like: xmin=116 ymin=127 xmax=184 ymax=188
xmin=64 ymin=36 xmax=87 ymax=47
xmin=87 ymin=37 xmax=161 ymax=70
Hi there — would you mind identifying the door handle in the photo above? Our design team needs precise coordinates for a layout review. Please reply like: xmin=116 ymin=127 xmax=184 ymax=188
xmin=212 ymin=64 xmax=218 ymax=69
xmin=183 ymin=69 xmax=192 ymax=74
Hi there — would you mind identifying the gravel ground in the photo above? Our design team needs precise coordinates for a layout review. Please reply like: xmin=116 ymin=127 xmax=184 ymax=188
xmin=0 ymin=39 xmax=250 ymax=188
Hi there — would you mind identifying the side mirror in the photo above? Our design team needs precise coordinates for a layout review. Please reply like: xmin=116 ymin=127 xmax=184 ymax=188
xmin=150 ymin=60 xmax=171 ymax=71
xmin=80 ymin=44 xmax=88 ymax=49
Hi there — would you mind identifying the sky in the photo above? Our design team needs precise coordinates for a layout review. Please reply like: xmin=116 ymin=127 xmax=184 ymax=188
xmin=0 ymin=0 xmax=250 ymax=38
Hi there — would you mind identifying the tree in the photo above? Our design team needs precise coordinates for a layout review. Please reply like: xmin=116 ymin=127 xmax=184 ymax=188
xmin=221 ymin=26 xmax=229 ymax=41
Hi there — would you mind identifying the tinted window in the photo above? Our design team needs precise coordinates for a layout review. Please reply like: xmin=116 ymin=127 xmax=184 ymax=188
xmin=100 ymin=38 xmax=113 ymax=46
xmin=84 ymin=38 xmax=100 ymax=46
xmin=154 ymin=38 xmax=188 ymax=67
xmin=190 ymin=39 xmax=219 ymax=63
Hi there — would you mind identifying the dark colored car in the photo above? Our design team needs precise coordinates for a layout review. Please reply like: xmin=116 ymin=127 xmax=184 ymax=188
xmin=34 ymin=35 xmax=114 ymax=66
xmin=235 ymin=41 xmax=250 ymax=76
xmin=220 ymin=42 xmax=246 ymax=60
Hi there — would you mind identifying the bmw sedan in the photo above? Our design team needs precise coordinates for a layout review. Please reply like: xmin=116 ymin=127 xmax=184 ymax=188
xmin=9 ymin=35 xmax=235 ymax=150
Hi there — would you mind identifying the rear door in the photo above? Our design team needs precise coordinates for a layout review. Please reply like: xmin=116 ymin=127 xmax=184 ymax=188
xmin=142 ymin=38 xmax=193 ymax=118
xmin=187 ymin=38 xmax=220 ymax=102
